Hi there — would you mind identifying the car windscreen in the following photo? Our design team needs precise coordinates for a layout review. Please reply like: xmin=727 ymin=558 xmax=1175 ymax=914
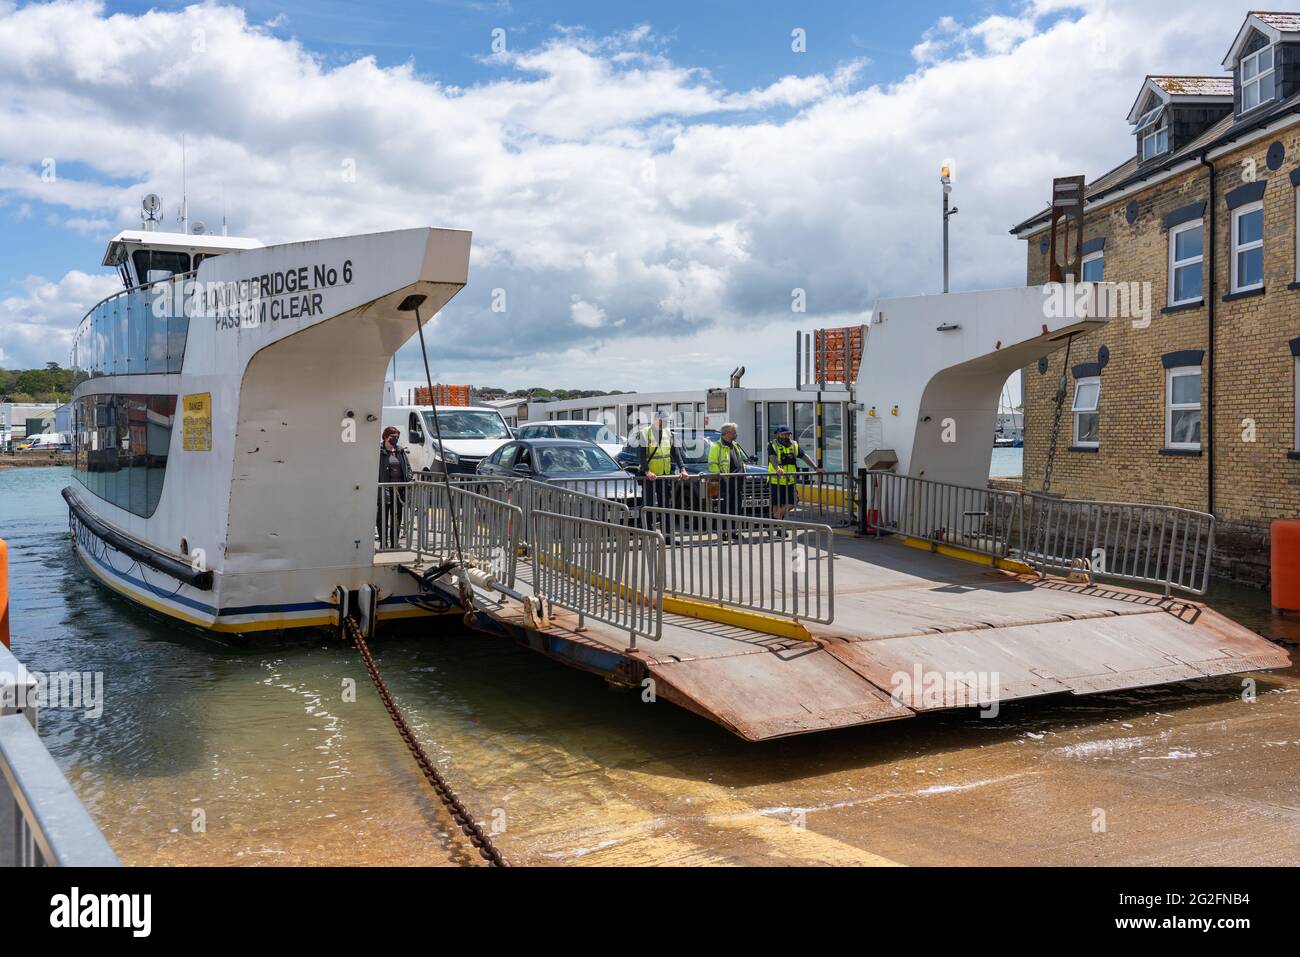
xmin=422 ymin=410 xmax=511 ymax=440
xmin=537 ymin=445 xmax=619 ymax=473
xmin=551 ymin=423 xmax=621 ymax=445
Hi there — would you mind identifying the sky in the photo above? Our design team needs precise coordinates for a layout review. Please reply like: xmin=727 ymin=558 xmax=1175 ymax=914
xmin=0 ymin=0 xmax=1269 ymax=399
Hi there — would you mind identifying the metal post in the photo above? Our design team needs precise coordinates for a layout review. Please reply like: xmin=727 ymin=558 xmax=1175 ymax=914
xmin=942 ymin=188 xmax=949 ymax=294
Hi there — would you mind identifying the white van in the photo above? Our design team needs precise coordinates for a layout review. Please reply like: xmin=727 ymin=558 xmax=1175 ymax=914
xmin=20 ymin=432 xmax=67 ymax=451
xmin=381 ymin=405 xmax=514 ymax=475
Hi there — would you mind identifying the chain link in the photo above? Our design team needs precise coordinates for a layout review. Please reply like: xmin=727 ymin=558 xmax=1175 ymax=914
xmin=345 ymin=615 xmax=509 ymax=867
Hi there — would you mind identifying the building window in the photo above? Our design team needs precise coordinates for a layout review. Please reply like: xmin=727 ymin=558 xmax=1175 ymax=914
xmin=1295 ymin=356 xmax=1300 ymax=453
xmin=1166 ymin=367 xmax=1202 ymax=450
xmin=1141 ymin=118 xmax=1168 ymax=160
xmin=1168 ymin=219 xmax=1204 ymax=306
xmin=1072 ymin=376 xmax=1100 ymax=448
xmin=1294 ymin=186 xmax=1299 ymax=283
xmin=1231 ymin=201 xmax=1264 ymax=293
xmin=1081 ymin=250 xmax=1104 ymax=282
xmin=1241 ymin=45 xmax=1275 ymax=113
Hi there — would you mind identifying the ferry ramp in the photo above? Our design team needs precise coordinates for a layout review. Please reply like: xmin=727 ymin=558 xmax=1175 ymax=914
xmin=383 ymin=477 xmax=1289 ymax=742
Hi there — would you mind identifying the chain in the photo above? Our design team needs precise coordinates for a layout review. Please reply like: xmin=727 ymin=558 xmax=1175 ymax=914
xmin=1040 ymin=333 xmax=1076 ymax=496
xmin=345 ymin=615 xmax=509 ymax=867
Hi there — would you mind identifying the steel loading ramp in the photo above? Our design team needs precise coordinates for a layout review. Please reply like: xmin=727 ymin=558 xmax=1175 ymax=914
xmin=449 ymin=536 xmax=1289 ymax=742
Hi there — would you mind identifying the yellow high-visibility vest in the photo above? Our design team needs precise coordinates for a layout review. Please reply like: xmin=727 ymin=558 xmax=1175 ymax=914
xmin=639 ymin=425 xmax=674 ymax=475
xmin=707 ymin=440 xmax=743 ymax=474
xmin=767 ymin=440 xmax=800 ymax=485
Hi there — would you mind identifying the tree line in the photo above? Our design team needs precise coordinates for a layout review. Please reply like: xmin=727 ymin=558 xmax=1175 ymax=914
xmin=0 ymin=363 xmax=73 ymax=403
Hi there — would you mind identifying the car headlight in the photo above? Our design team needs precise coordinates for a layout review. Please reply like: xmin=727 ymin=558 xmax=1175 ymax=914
xmin=431 ymin=444 xmax=459 ymax=465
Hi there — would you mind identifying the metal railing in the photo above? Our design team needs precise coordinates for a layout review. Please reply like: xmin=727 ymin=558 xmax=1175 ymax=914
xmin=859 ymin=470 xmax=1215 ymax=596
xmin=510 ymin=479 xmax=631 ymax=544
xmin=1019 ymin=493 xmax=1214 ymax=596
xmin=1 ymin=644 xmax=120 ymax=866
xmin=644 ymin=508 xmax=835 ymax=623
xmin=861 ymin=470 xmax=1023 ymax=560
xmin=529 ymin=510 xmax=664 ymax=648
xmin=379 ymin=481 xmax=523 ymax=587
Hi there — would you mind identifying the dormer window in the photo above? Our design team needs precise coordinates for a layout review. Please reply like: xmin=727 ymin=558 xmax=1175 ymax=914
xmin=1241 ymin=45 xmax=1275 ymax=112
xmin=1141 ymin=116 xmax=1169 ymax=159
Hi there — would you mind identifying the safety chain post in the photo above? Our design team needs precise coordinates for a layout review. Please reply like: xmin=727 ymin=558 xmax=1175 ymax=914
xmin=344 ymin=615 xmax=509 ymax=867
xmin=1040 ymin=332 xmax=1076 ymax=497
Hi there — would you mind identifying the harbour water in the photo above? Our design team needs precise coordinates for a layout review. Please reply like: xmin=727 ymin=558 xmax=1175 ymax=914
xmin=5 ymin=465 xmax=1299 ymax=865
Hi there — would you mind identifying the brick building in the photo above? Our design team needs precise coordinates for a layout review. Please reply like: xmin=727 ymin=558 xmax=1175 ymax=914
xmin=1011 ymin=11 xmax=1300 ymax=586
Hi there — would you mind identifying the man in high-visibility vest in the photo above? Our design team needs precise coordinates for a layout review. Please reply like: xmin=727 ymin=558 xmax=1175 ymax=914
xmin=767 ymin=425 xmax=821 ymax=520
xmin=707 ymin=421 xmax=748 ymax=521
xmin=637 ymin=410 xmax=688 ymax=542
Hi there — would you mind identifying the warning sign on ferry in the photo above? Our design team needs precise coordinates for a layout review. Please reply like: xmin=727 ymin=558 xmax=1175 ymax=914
xmin=182 ymin=392 xmax=212 ymax=451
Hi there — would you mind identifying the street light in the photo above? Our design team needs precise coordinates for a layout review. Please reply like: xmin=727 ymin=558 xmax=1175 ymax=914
xmin=941 ymin=164 xmax=958 ymax=293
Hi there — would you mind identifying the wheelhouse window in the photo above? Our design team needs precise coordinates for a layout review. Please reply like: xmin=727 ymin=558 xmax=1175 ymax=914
xmin=1241 ymin=45 xmax=1275 ymax=113
xmin=1231 ymin=201 xmax=1264 ymax=293
xmin=1072 ymin=377 xmax=1100 ymax=448
xmin=1166 ymin=367 xmax=1202 ymax=450
xmin=131 ymin=250 xmax=191 ymax=286
xmin=1168 ymin=219 xmax=1204 ymax=306
xmin=1081 ymin=250 xmax=1104 ymax=282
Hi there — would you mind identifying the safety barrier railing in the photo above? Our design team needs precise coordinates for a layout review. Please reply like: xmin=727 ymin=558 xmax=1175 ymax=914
xmin=529 ymin=510 xmax=664 ymax=649
xmin=1019 ymin=493 xmax=1214 ymax=596
xmin=643 ymin=507 xmax=835 ymax=624
xmin=379 ymin=481 xmax=522 ymax=587
xmin=861 ymin=470 xmax=1023 ymax=561
xmin=1 ymin=643 xmax=120 ymax=866
xmin=858 ymin=470 xmax=1215 ymax=596
xmin=510 ymin=479 xmax=632 ymax=544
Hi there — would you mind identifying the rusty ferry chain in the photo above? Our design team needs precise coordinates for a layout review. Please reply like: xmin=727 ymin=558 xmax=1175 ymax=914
xmin=345 ymin=614 xmax=509 ymax=867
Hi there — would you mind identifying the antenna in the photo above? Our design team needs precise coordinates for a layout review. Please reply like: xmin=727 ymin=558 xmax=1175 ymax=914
xmin=177 ymin=134 xmax=189 ymax=235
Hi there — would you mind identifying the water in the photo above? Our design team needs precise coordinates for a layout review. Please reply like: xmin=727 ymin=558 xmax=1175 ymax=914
xmin=3 ymin=466 xmax=1296 ymax=866
xmin=989 ymin=446 xmax=1023 ymax=478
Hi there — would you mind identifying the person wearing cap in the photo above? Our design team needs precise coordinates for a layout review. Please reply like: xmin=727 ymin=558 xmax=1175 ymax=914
xmin=635 ymin=410 xmax=688 ymax=542
xmin=377 ymin=425 xmax=412 ymax=547
xmin=767 ymin=425 xmax=821 ymax=520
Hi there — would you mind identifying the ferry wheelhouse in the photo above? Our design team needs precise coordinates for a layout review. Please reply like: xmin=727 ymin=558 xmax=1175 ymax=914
xmin=66 ymin=216 xmax=472 ymax=635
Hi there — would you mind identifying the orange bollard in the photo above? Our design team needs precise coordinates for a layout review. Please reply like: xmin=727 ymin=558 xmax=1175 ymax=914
xmin=1270 ymin=520 xmax=1300 ymax=614
xmin=0 ymin=538 xmax=8 ymax=648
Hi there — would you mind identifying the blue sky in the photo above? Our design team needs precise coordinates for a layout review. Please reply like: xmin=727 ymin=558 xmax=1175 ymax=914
xmin=0 ymin=1 xmax=1262 ymax=390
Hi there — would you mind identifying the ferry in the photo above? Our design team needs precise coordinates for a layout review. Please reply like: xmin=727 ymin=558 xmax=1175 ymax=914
xmin=65 ymin=199 xmax=472 ymax=635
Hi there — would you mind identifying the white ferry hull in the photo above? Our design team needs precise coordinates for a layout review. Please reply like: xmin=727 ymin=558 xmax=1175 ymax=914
xmin=66 ymin=226 xmax=472 ymax=637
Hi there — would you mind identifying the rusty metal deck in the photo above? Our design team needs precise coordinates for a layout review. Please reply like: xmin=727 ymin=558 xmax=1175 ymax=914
xmin=441 ymin=534 xmax=1290 ymax=741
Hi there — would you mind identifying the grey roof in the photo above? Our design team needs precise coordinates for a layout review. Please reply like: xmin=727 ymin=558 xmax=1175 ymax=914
xmin=1150 ymin=75 xmax=1234 ymax=96
xmin=1010 ymin=89 xmax=1300 ymax=236
xmin=1255 ymin=11 xmax=1300 ymax=31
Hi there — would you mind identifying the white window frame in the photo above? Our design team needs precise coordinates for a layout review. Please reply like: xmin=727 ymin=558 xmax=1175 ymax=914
xmin=1081 ymin=249 xmax=1103 ymax=282
xmin=1294 ymin=186 xmax=1299 ymax=283
xmin=1165 ymin=366 xmax=1202 ymax=451
xmin=1231 ymin=200 xmax=1264 ymax=294
xmin=1241 ymin=45 xmax=1275 ymax=114
xmin=1071 ymin=376 xmax=1100 ymax=449
xmin=1168 ymin=219 xmax=1204 ymax=307
xmin=1141 ymin=117 xmax=1168 ymax=160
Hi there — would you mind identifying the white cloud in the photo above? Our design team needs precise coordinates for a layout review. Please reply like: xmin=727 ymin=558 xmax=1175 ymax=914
xmin=0 ymin=0 xmax=1252 ymax=383
xmin=0 ymin=270 xmax=120 ymax=370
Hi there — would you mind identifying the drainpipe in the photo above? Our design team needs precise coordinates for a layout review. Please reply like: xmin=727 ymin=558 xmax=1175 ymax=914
xmin=1199 ymin=152 xmax=1216 ymax=517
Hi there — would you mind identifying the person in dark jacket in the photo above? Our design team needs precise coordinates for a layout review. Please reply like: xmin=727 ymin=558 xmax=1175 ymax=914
xmin=377 ymin=426 xmax=413 ymax=547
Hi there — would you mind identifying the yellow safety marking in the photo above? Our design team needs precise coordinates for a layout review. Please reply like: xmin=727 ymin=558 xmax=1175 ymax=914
xmin=796 ymin=484 xmax=850 ymax=509
xmin=662 ymin=595 xmax=811 ymax=641
xmin=900 ymin=536 xmax=1033 ymax=575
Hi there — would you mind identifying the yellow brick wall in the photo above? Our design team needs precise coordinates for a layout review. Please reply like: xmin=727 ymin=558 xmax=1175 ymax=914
xmin=1020 ymin=127 xmax=1300 ymax=581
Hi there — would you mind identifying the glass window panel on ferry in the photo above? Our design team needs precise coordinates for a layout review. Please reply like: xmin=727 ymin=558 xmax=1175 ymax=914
xmin=75 ymin=284 xmax=189 ymax=378
xmin=823 ymin=404 xmax=844 ymax=471
xmin=73 ymin=394 xmax=176 ymax=519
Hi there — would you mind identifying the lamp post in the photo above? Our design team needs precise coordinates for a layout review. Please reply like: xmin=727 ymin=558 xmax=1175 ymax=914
xmin=941 ymin=165 xmax=958 ymax=293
